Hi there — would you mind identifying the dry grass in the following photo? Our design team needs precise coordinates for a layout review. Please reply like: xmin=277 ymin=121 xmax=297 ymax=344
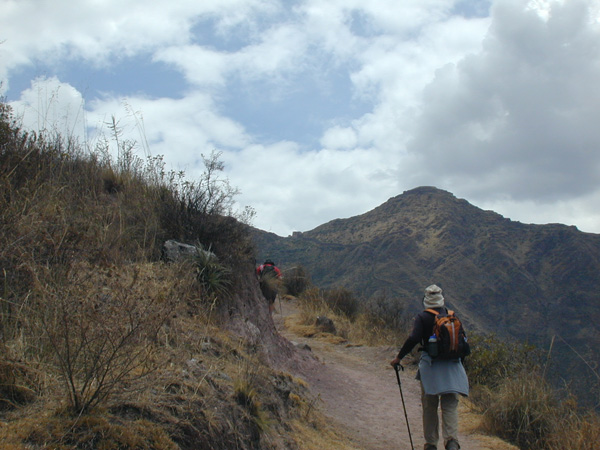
xmin=288 ymin=419 xmax=363 ymax=450
xmin=545 ymin=410 xmax=600 ymax=450
xmin=1 ymin=411 xmax=178 ymax=450
xmin=2 ymin=101 xmax=599 ymax=449
xmin=284 ymin=316 xmax=348 ymax=345
xmin=474 ymin=375 xmax=600 ymax=450
xmin=0 ymin=302 xmax=323 ymax=449
xmin=293 ymin=288 xmax=407 ymax=347
xmin=0 ymin=102 xmax=341 ymax=449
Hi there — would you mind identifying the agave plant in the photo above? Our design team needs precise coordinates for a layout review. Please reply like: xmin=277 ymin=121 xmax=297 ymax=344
xmin=192 ymin=243 xmax=232 ymax=298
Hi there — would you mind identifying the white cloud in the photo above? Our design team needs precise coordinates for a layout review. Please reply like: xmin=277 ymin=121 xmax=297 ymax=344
xmin=404 ymin=0 xmax=600 ymax=205
xmin=234 ymin=23 xmax=310 ymax=80
xmin=320 ymin=126 xmax=358 ymax=149
xmin=0 ymin=0 xmax=276 ymax=82
xmin=477 ymin=190 xmax=600 ymax=232
xmin=229 ymin=143 xmax=397 ymax=234
xmin=4 ymin=0 xmax=600 ymax=236
xmin=155 ymin=46 xmax=230 ymax=87
xmin=9 ymin=76 xmax=87 ymax=139
xmin=85 ymin=91 xmax=251 ymax=165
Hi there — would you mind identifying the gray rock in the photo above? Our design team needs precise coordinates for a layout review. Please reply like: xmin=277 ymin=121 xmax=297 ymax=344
xmin=162 ymin=239 xmax=216 ymax=263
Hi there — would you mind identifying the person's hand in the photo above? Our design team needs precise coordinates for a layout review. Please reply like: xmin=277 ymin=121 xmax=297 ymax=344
xmin=390 ymin=356 xmax=401 ymax=367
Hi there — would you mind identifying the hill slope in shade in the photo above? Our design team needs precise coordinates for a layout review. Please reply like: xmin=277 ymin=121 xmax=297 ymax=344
xmin=252 ymin=186 xmax=600 ymax=406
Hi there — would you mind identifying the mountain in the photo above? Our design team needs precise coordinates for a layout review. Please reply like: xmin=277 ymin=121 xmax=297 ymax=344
xmin=252 ymin=186 xmax=600 ymax=404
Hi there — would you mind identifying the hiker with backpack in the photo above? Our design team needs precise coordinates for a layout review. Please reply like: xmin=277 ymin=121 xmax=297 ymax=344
xmin=256 ymin=260 xmax=282 ymax=313
xmin=390 ymin=284 xmax=470 ymax=450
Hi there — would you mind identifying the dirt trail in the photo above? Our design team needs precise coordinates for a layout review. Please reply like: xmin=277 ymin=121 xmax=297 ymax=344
xmin=274 ymin=298 xmax=517 ymax=450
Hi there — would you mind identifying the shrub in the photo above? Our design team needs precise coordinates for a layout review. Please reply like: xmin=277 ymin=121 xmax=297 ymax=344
xmin=463 ymin=333 xmax=541 ymax=389
xmin=322 ymin=287 xmax=360 ymax=320
xmin=481 ymin=375 xmax=558 ymax=449
xmin=191 ymin=242 xmax=232 ymax=300
xmin=31 ymin=263 xmax=177 ymax=414
xmin=362 ymin=293 xmax=409 ymax=330
xmin=282 ymin=265 xmax=310 ymax=297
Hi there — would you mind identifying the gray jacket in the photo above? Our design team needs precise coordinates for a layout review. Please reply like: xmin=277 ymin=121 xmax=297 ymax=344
xmin=418 ymin=353 xmax=469 ymax=396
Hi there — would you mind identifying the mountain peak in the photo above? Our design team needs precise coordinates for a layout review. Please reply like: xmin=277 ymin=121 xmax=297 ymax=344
xmin=306 ymin=186 xmax=499 ymax=244
xmin=253 ymin=188 xmax=600 ymax=408
xmin=400 ymin=185 xmax=453 ymax=196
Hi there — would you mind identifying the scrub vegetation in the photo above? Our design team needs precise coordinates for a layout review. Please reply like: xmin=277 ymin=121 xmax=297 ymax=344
xmin=0 ymin=101 xmax=354 ymax=449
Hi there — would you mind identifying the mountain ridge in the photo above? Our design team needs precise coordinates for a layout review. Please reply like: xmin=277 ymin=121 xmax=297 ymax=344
xmin=252 ymin=186 xmax=600 ymax=405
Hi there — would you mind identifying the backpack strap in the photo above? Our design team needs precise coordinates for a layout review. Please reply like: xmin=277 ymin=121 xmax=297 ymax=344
xmin=425 ymin=308 xmax=454 ymax=316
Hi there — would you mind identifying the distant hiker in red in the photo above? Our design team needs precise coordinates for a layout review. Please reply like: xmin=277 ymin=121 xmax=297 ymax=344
xmin=256 ymin=260 xmax=282 ymax=313
xmin=390 ymin=285 xmax=469 ymax=450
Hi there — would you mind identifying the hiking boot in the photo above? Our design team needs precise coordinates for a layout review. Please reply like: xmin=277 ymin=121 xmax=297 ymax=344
xmin=424 ymin=445 xmax=437 ymax=450
xmin=445 ymin=439 xmax=460 ymax=450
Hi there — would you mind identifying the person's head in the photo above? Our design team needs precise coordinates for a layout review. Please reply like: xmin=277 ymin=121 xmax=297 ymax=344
xmin=264 ymin=259 xmax=275 ymax=266
xmin=423 ymin=284 xmax=444 ymax=308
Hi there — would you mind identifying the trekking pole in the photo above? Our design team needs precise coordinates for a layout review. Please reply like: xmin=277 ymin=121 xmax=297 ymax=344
xmin=393 ymin=364 xmax=415 ymax=450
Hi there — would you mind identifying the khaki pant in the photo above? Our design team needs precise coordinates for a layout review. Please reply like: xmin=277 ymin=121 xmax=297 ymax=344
xmin=421 ymin=382 xmax=459 ymax=448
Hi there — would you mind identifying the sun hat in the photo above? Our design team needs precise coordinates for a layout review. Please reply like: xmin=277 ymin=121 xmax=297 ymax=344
xmin=423 ymin=284 xmax=444 ymax=308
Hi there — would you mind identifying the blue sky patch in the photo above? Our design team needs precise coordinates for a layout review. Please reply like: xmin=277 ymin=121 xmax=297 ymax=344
xmin=221 ymin=62 xmax=371 ymax=148
xmin=6 ymin=54 xmax=187 ymax=102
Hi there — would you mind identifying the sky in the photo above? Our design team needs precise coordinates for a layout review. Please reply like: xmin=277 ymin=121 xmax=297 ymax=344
xmin=2 ymin=0 xmax=600 ymax=237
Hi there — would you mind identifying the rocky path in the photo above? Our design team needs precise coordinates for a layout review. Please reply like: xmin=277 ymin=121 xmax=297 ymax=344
xmin=274 ymin=298 xmax=518 ymax=450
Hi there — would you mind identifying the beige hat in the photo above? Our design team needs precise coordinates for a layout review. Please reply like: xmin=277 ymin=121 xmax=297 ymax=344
xmin=423 ymin=284 xmax=444 ymax=308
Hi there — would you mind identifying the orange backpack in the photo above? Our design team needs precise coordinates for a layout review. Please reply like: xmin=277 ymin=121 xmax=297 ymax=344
xmin=425 ymin=308 xmax=470 ymax=359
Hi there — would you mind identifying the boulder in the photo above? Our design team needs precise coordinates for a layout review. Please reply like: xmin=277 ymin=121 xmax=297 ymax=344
xmin=162 ymin=239 xmax=216 ymax=263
